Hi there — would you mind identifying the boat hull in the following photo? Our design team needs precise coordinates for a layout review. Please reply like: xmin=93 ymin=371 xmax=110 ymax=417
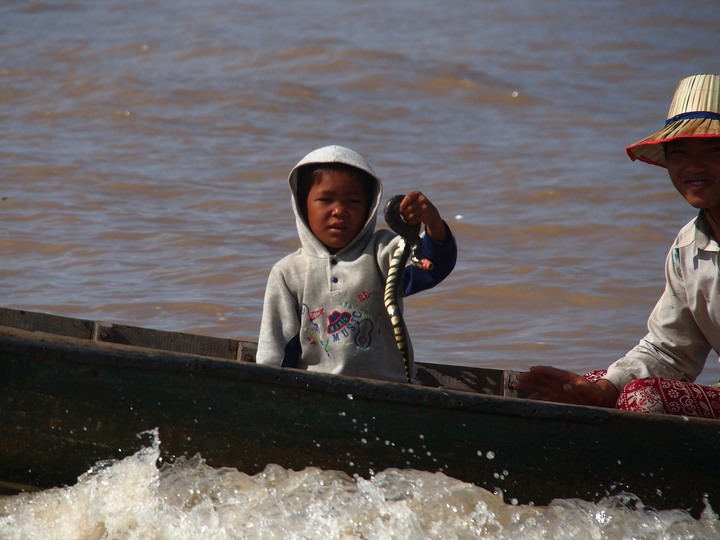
xmin=2 ymin=309 xmax=720 ymax=515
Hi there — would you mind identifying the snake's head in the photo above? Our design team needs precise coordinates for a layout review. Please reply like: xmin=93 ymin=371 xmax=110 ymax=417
xmin=384 ymin=194 xmax=405 ymax=218
xmin=384 ymin=194 xmax=421 ymax=239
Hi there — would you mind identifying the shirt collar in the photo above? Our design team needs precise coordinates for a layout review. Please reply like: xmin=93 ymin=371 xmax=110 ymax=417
xmin=681 ymin=211 xmax=720 ymax=252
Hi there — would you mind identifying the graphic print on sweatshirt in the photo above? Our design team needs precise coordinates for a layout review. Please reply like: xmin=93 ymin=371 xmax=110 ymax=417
xmin=301 ymin=289 xmax=380 ymax=356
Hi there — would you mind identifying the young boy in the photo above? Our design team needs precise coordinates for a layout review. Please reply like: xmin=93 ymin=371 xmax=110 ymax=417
xmin=256 ymin=145 xmax=457 ymax=383
xmin=515 ymin=73 xmax=720 ymax=417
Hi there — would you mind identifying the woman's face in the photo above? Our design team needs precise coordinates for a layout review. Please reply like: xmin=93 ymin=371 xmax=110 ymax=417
xmin=666 ymin=137 xmax=720 ymax=211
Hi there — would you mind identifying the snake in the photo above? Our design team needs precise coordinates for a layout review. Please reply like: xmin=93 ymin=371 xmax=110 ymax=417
xmin=383 ymin=194 xmax=433 ymax=383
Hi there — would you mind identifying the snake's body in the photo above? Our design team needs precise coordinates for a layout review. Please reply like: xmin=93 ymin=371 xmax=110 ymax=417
xmin=383 ymin=195 xmax=433 ymax=383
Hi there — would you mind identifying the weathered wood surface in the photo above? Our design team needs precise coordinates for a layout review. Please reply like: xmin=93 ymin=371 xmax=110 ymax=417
xmin=0 ymin=307 xmax=256 ymax=362
xmin=2 ymin=307 xmax=720 ymax=516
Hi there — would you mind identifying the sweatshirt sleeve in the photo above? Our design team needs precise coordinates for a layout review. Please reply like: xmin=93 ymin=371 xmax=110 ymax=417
xmin=603 ymin=244 xmax=712 ymax=391
xmin=402 ymin=221 xmax=457 ymax=296
xmin=256 ymin=264 xmax=301 ymax=367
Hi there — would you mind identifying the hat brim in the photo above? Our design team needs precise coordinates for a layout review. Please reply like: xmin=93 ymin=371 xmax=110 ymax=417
xmin=625 ymin=118 xmax=720 ymax=168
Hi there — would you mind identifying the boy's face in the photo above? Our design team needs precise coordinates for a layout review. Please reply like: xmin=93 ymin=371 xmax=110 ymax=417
xmin=666 ymin=138 xmax=720 ymax=211
xmin=304 ymin=169 xmax=370 ymax=254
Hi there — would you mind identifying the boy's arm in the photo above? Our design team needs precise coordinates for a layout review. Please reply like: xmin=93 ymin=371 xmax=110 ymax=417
xmin=402 ymin=221 xmax=457 ymax=296
xmin=394 ymin=191 xmax=457 ymax=296
xmin=256 ymin=266 xmax=301 ymax=367
xmin=394 ymin=191 xmax=455 ymax=295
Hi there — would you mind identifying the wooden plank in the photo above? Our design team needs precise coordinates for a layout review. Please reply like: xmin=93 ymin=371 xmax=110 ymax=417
xmin=92 ymin=322 xmax=253 ymax=362
xmin=0 ymin=307 xmax=257 ymax=363
xmin=0 ymin=307 xmax=94 ymax=339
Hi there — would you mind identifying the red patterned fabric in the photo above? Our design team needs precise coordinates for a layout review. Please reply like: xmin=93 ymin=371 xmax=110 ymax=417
xmin=583 ymin=370 xmax=607 ymax=383
xmin=583 ymin=370 xmax=720 ymax=419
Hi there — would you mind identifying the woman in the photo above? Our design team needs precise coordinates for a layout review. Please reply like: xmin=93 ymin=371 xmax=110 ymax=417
xmin=515 ymin=73 xmax=720 ymax=418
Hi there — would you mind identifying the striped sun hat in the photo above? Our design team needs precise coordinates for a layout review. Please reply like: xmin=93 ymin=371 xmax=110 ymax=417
xmin=626 ymin=73 xmax=720 ymax=168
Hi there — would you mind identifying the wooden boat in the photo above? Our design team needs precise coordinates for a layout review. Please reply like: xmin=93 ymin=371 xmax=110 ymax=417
xmin=2 ymin=307 xmax=719 ymax=516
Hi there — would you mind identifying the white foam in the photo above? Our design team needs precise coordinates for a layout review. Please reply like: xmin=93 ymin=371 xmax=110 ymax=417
xmin=1 ymin=434 xmax=718 ymax=539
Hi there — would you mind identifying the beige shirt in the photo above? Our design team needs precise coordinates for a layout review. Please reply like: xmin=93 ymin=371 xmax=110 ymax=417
xmin=604 ymin=213 xmax=720 ymax=391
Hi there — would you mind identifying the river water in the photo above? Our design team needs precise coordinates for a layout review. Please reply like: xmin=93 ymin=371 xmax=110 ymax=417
xmin=2 ymin=0 xmax=720 ymax=537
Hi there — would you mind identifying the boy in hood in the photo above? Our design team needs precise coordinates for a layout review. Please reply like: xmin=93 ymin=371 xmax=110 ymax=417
xmin=256 ymin=145 xmax=457 ymax=383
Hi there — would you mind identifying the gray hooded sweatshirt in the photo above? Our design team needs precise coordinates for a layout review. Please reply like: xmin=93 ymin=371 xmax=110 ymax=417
xmin=256 ymin=145 xmax=456 ymax=383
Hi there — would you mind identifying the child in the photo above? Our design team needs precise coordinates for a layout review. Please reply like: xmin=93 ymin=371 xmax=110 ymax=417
xmin=515 ymin=73 xmax=720 ymax=417
xmin=256 ymin=145 xmax=457 ymax=383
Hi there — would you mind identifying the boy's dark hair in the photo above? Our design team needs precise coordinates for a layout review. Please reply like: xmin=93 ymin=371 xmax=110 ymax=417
xmin=296 ymin=163 xmax=375 ymax=218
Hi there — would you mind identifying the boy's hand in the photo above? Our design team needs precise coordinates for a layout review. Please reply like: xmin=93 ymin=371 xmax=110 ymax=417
xmin=399 ymin=191 xmax=447 ymax=241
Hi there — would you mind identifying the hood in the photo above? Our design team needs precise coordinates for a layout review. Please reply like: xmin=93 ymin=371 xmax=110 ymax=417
xmin=288 ymin=145 xmax=384 ymax=257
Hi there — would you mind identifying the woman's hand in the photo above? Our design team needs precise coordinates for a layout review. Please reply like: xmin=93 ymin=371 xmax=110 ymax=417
xmin=514 ymin=366 xmax=620 ymax=408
